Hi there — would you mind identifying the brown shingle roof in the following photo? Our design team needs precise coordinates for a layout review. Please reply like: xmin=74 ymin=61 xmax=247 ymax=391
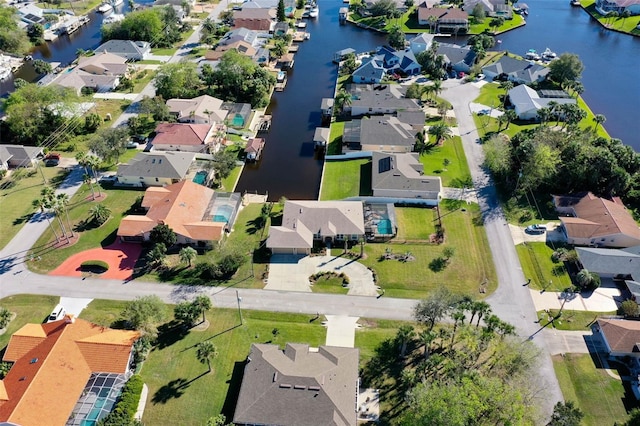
xmin=598 ymin=318 xmax=640 ymax=354
xmin=153 ymin=123 xmax=212 ymax=146
xmin=418 ymin=4 xmax=469 ymax=21
xmin=559 ymin=193 xmax=640 ymax=241
xmin=118 ymin=180 xmax=226 ymax=242
xmin=245 ymin=137 xmax=265 ymax=154
xmin=0 ymin=317 xmax=139 ymax=425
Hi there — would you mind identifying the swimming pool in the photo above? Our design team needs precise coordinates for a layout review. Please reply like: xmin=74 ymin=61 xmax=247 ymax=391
xmin=213 ymin=205 xmax=234 ymax=223
xmin=377 ymin=219 xmax=393 ymax=235
xmin=192 ymin=171 xmax=207 ymax=185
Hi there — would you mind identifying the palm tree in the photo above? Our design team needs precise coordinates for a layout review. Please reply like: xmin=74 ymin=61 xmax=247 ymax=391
xmin=89 ymin=204 xmax=111 ymax=225
xmin=196 ymin=341 xmax=217 ymax=373
xmin=418 ymin=329 xmax=436 ymax=359
xmin=450 ymin=310 xmax=465 ymax=347
xmin=547 ymin=101 xmax=559 ymax=125
xmin=484 ymin=314 xmax=501 ymax=333
xmin=427 ymin=15 xmax=438 ymax=33
xmin=475 ymin=301 xmax=491 ymax=328
xmin=499 ymin=81 xmax=513 ymax=107
xmin=40 ymin=187 xmax=69 ymax=242
xmin=430 ymin=79 xmax=442 ymax=99
xmin=396 ymin=324 xmax=415 ymax=358
xmin=571 ymin=81 xmax=584 ymax=99
xmin=428 ymin=123 xmax=452 ymax=145
xmin=621 ymin=10 xmax=631 ymax=26
xmin=537 ymin=107 xmax=552 ymax=127
xmin=84 ymin=174 xmax=96 ymax=200
xmin=496 ymin=321 xmax=515 ymax=340
xmin=593 ymin=114 xmax=606 ymax=133
xmin=503 ymin=109 xmax=517 ymax=130
xmin=497 ymin=113 xmax=509 ymax=132
xmin=31 ymin=197 xmax=60 ymax=243
xmin=193 ymin=295 xmax=212 ymax=324
xmin=56 ymin=193 xmax=74 ymax=238
xmin=179 ymin=246 xmax=198 ymax=267
xmin=334 ymin=89 xmax=352 ymax=116
xmin=146 ymin=243 xmax=167 ymax=269
xmin=75 ymin=151 xmax=89 ymax=174
xmin=86 ymin=155 xmax=102 ymax=197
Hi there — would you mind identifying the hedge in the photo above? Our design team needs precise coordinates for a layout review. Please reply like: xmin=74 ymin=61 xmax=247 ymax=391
xmin=98 ymin=375 xmax=143 ymax=426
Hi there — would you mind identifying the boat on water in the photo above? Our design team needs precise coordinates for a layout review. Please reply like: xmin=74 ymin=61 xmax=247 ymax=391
xmin=541 ymin=47 xmax=557 ymax=60
xmin=277 ymin=71 xmax=286 ymax=83
xmin=111 ymin=0 xmax=124 ymax=6
xmin=309 ymin=6 xmax=319 ymax=18
xmin=570 ymin=0 xmax=581 ymax=5
xmin=97 ymin=3 xmax=113 ymax=13
xmin=0 ymin=66 xmax=11 ymax=81
xmin=304 ymin=32 xmax=310 ymax=40
xmin=102 ymin=13 xmax=124 ymax=25
xmin=525 ymin=49 xmax=540 ymax=61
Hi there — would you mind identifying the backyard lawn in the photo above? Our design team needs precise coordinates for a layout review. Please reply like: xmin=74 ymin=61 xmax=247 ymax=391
xmin=79 ymin=299 xmax=407 ymax=425
xmin=361 ymin=203 xmax=496 ymax=299
xmin=516 ymin=242 xmax=573 ymax=292
xmin=27 ymin=185 xmax=144 ymax=274
xmin=581 ymin=0 xmax=640 ymax=35
xmin=553 ymin=353 xmax=632 ymax=425
xmin=320 ymin=158 xmax=370 ymax=200
xmin=419 ymin=136 xmax=472 ymax=187
xmin=0 ymin=167 xmax=69 ymax=250
xmin=327 ymin=120 xmax=346 ymax=155
xmin=395 ymin=207 xmax=436 ymax=241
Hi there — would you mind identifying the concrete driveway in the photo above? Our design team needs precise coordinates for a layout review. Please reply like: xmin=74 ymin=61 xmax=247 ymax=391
xmin=530 ymin=286 xmax=620 ymax=312
xmin=324 ymin=315 xmax=359 ymax=347
xmin=265 ymin=254 xmax=378 ymax=296
xmin=59 ymin=297 xmax=93 ymax=317
xmin=509 ymin=222 xmax=566 ymax=245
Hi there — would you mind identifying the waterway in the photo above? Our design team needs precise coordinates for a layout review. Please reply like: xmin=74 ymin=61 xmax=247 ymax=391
xmin=493 ymin=0 xmax=640 ymax=149
xmin=235 ymin=0 xmax=387 ymax=200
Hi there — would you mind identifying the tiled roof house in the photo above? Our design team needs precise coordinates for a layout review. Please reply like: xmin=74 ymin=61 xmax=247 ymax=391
xmin=594 ymin=318 xmax=640 ymax=357
xmin=166 ymin=94 xmax=228 ymax=124
xmin=116 ymin=151 xmax=196 ymax=187
xmin=0 ymin=317 xmax=139 ymax=426
xmin=150 ymin=123 xmax=216 ymax=153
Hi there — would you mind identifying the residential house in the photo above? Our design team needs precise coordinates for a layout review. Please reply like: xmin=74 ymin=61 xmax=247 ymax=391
xmin=118 ymin=180 xmax=241 ymax=246
xmin=166 ymin=94 xmax=228 ymax=124
xmin=116 ymin=151 xmax=196 ymax=187
xmin=343 ymin=115 xmax=418 ymax=152
xmin=150 ymin=123 xmax=217 ymax=153
xmin=371 ymin=152 xmax=442 ymax=202
xmin=245 ymin=137 xmax=265 ymax=161
xmin=417 ymin=4 xmax=469 ymax=33
xmin=553 ymin=192 xmax=640 ymax=248
xmin=352 ymin=46 xmax=422 ymax=84
xmin=362 ymin=0 xmax=411 ymax=12
xmin=409 ymin=33 xmax=435 ymax=55
xmin=267 ymin=200 xmax=365 ymax=255
xmin=508 ymin=85 xmax=576 ymax=120
xmin=221 ymin=102 xmax=252 ymax=127
xmin=205 ymin=40 xmax=270 ymax=65
xmin=232 ymin=8 xmax=276 ymax=31
xmin=574 ymin=245 xmax=640 ymax=280
xmin=462 ymin=0 xmax=513 ymax=18
xmin=94 ymin=40 xmax=151 ymax=61
xmin=482 ymin=55 xmax=550 ymax=84
xmin=334 ymin=47 xmax=356 ymax=63
xmin=234 ymin=343 xmax=360 ymax=426
xmin=352 ymin=57 xmax=386 ymax=84
xmin=595 ymin=0 xmax=640 ymax=15
xmin=0 ymin=316 xmax=139 ymax=426
xmin=243 ymin=0 xmax=296 ymax=15
xmin=55 ymin=51 xmax=128 ymax=94
xmin=436 ymin=42 xmax=477 ymax=73
xmin=16 ymin=3 xmax=47 ymax=27
xmin=347 ymin=84 xmax=421 ymax=116
xmin=0 ymin=144 xmax=44 ymax=170
xmin=593 ymin=318 xmax=640 ymax=358
xmin=218 ymin=27 xmax=266 ymax=48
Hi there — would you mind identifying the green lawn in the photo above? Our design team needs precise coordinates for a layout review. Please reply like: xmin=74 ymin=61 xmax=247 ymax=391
xmin=327 ymin=120 xmax=346 ymax=155
xmin=79 ymin=298 xmax=406 ymax=425
xmin=132 ymin=69 xmax=156 ymax=93
xmin=553 ymin=353 xmax=632 ymax=426
xmin=516 ymin=242 xmax=573 ymax=292
xmin=220 ymin=144 xmax=245 ymax=192
xmin=536 ymin=310 xmax=615 ymax=331
xmin=310 ymin=275 xmax=349 ymax=294
xmin=151 ymin=47 xmax=178 ymax=56
xmin=361 ymin=203 xmax=496 ymax=299
xmin=395 ymin=207 xmax=437 ymax=241
xmin=0 ymin=295 xmax=59 ymax=349
xmin=581 ymin=0 xmax=640 ymax=35
xmin=319 ymin=158 xmax=370 ymax=200
xmin=37 ymin=0 xmax=102 ymax=15
xmin=0 ymin=167 xmax=69 ymax=250
xmin=469 ymin=14 xmax=526 ymax=35
xmin=419 ymin=136 xmax=472 ymax=187
xmin=27 ymin=186 xmax=144 ymax=274
xmin=139 ymin=203 xmax=270 ymax=288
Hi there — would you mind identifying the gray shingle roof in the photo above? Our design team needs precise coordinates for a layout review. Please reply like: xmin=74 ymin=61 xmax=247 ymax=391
xmin=233 ymin=343 xmax=359 ymax=426
xmin=371 ymin=152 xmax=441 ymax=195
xmin=348 ymin=84 xmax=420 ymax=111
xmin=576 ymin=246 xmax=640 ymax=278
xmin=436 ymin=43 xmax=476 ymax=67
xmin=359 ymin=115 xmax=416 ymax=148
xmin=117 ymin=152 xmax=196 ymax=179
xmin=482 ymin=55 xmax=549 ymax=84
xmin=94 ymin=40 xmax=150 ymax=61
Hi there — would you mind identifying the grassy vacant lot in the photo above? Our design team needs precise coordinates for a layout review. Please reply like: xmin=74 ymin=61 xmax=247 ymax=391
xmin=27 ymin=185 xmax=143 ymax=274
xmin=0 ymin=167 xmax=69 ymax=250
xmin=361 ymin=203 xmax=496 ymax=299
xmin=395 ymin=207 xmax=436 ymax=241
xmin=553 ymin=353 xmax=632 ymax=425
xmin=419 ymin=136 xmax=472 ymax=187
xmin=320 ymin=158 xmax=371 ymax=200
xmin=79 ymin=298 xmax=404 ymax=425
xmin=581 ymin=0 xmax=640 ymax=35
xmin=516 ymin=242 xmax=573 ymax=292
xmin=139 ymin=203 xmax=270 ymax=288
xmin=536 ymin=310 xmax=615 ymax=331
xmin=0 ymin=295 xmax=59 ymax=349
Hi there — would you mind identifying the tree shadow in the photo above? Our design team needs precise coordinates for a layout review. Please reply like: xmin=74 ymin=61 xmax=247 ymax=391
xmin=12 ymin=213 xmax=31 ymax=226
xmin=221 ymin=360 xmax=247 ymax=421
xmin=155 ymin=320 xmax=191 ymax=350
xmin=100 ymin=229 xmax=118 ymax=247
xmin=151 ymin=378 xmax=189 ymax=404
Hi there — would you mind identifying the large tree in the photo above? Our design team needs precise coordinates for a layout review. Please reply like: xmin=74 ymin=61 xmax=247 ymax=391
xmin=149 ymin=224 xmax=177 ymax=248
xmin=102 ymin=9 xmax=164 ymax=46
xmin=414 ymin=287 xmax=457 ymax=331
xmin=388 ymin=25 xmax=406 ymax=50
xmin=0 ymin=7 xmax=31 ymax=55
xmin=120 ymin=295 xmax=169 ymax=338
xmin=277 ymin=0 xmax=286 ymax=21
xmin=154 ymin=62 xmax=202 ymax=100
xmin=88 ymin=127 xmax=129 ymax=164
xmin=205 ymin=50 xmax=275 ymax=107
xmin=548 ymin=401 xmax=584 ymax=426
xmin=549 ymin=53 xmax=584 ymax=85
xmin=212 ymin=148 xmax=238 ymax=182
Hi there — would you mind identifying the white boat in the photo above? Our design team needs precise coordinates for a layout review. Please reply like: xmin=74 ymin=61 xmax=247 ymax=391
xmin=277 ymin=71 xmax=286 ymax=82
xmin=542 ymin=47 xmax=557 ymax=60
xmin=309 ymin=6 xmax=319 ymax=17
xmin=304 ymin=32 xmax=310 ymax=40
xmin=97 ymin=3 xmax=113 ymax=13
xmin=102 ymin=13 xmax=124 ymax=25
xmin=0 ymin=66 xmax=11 ymax=81
xmin=296 ymin=21 xmax=307 ymax=28
xmin=111 ymin=0 xmax=123 ymax=6
xmin=525 ymin=49 xmax=540 ymax=61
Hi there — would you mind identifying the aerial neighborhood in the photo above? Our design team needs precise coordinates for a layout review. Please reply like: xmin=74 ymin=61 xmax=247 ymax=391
xmin=0 ymin=0 xmax=639 ymax=424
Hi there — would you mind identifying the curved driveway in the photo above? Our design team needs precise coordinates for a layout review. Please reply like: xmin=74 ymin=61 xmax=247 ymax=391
xmin=441 ymin=79 xmax=563 ymax=414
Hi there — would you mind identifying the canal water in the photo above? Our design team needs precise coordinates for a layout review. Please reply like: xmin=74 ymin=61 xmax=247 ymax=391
xmin=493 ymin=0 xmax=640 ymax=149
xmin=235 ymin=0 xmax=387 ymax=200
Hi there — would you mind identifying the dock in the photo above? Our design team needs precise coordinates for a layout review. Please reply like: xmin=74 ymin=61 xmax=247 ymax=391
xmin=257 ymin=115 xmax=272 ymax=132
xmin=275 ymin=80 xmax=287 ymax=91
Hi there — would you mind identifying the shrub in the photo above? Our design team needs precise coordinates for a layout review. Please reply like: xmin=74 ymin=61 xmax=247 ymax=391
xmin=98 ymin=375 xmax=144 ymax=426
xmin=0 ymin=308 xmax=12 ymax=329
xmin=80 ymin=260 xmax=109 ymax=274
xmin=620 ymin=299 xmax=639 ymax=317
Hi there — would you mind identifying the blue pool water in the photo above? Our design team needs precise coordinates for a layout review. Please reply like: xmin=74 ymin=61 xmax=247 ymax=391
xmin=192 ymin=171 xmax=207 ymax=185
xmin=377 ymin=219 xmax=393 ymax=235
xmin=212 ymin=205 xmax=234 ymax=223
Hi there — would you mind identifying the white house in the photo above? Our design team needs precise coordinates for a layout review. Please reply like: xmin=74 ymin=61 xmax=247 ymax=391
xmin=508 ymin=85 xmax=576 ymax=120
xmin=116 ymin=151 xmax=196 ymax=187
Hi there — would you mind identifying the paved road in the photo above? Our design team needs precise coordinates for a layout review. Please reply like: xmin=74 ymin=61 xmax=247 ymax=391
xmin=441 ymin=79 xmax=564 ymax=415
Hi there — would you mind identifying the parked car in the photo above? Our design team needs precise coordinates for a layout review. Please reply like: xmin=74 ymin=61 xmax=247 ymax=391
xmin=99 ymin=174 xmax=117 ymax=184
xmin=47 ymin=304 xmax=66 ymax=322
xmin=525 ymin=224 xmax=547 ymax=234
xmin=126 ymin=140 xmax=138 ymax=149
xmin=44 ymin=153 xmax=61 ymax=167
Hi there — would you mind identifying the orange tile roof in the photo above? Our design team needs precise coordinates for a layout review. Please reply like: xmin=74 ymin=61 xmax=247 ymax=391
xmin=141 ymin=186 xmax=171 ymax=208
xmin=119 ymin=180 xmax=226 ymax=242
xmin=0 ymin=318 xmax=139 ymax=426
